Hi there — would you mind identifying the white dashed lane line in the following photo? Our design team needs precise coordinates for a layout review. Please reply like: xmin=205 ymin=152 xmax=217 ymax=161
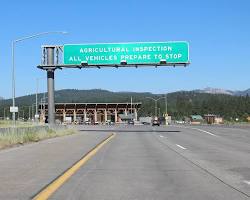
xmin=243 ymin=180 xmax=250 ymax=186
xmin=176 ymin=144 xmax=187 ymax=150
xmin=158 ymin=134 xmax=186 ymax=150
xmin=170 ymin=125 xmax=218 ymax=137
xmin=190 ymin=127 xmax=218 ymax=137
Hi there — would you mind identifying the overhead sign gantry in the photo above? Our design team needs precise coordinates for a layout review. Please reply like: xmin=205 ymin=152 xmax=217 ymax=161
xmin=64 ymin=42 xmax=189 ymax=66
xmin=38 ymin=41 xmax=190 ymax=124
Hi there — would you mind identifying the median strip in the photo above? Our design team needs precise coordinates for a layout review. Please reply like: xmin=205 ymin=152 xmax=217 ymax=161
xmin=33 ymin=133 xmax=116 ymax=200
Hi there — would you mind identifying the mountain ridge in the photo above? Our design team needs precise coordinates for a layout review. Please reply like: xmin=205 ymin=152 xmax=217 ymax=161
xmin=1 ymin=86 xmax=250 ymax=103
xmin=193 ymin=87 xmax=250 ymax=96
xmin=1 ymin=88 xmax=250 ymax=121
xmin=1 ymin=87 xmax=250 ymax=102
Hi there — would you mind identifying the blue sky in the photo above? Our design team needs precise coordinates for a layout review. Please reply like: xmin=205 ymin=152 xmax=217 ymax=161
xmin=1 ymin=0 xmax=250 ymax=98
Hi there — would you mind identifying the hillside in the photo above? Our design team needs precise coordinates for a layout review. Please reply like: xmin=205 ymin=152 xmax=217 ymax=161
xmin=193 ymin=87 xmax=250 ymax=96
xmin=1 ymin=89 xmax=250 ymax=121
xmin=0 ymin=89 xmax=155 ymax=105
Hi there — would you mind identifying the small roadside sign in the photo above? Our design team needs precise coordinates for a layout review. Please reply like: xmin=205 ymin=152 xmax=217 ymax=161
xmin=10 ymin=106 xmax=18 ymax=113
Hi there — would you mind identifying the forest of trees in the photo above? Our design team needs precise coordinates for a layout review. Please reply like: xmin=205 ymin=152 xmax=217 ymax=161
xmin=1 ymin=89 xmax=250 ymax=121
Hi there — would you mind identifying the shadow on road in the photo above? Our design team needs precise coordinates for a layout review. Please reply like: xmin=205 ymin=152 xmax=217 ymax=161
xmin=79 ymin=129 xmax=181 ymax=133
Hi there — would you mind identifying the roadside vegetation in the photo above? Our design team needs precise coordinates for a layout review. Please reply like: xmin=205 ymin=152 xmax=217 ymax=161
xmin=0 ymin=126 xmax=77 ymax=149
xmin=0 ymin=120 xmax=36 ymax=128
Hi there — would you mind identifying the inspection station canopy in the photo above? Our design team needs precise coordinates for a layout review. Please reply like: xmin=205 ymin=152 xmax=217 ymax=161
xmin=63 ymin=41 xmax=189 ymax=66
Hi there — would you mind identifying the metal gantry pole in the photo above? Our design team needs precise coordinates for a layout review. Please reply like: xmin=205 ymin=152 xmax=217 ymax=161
xmin=46 ymin=47 xmax=55 ymax=125
xmin=10 ymin=31 xmax=67 ymax=125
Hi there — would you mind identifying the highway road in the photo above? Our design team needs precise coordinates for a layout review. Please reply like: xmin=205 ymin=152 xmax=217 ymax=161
xmin=0 ymin=125 xmax=249 ymax=199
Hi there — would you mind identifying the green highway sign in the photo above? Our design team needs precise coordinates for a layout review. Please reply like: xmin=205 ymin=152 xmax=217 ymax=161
xmin=63 ymin=41 xmax=189 ymax=66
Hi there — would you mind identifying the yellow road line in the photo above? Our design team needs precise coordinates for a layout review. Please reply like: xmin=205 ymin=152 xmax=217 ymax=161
xmin=33 ymin=133 xmax=115 ymax=200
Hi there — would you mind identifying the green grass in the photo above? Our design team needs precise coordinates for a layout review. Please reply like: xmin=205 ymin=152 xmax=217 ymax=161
xmin=0 ymin=120 xmax=37 ymax=128
xmin=0 ymin=127 xmax=77 ymax=149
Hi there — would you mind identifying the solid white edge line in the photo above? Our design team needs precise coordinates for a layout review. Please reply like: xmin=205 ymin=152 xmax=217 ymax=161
xmin=176 ymin=144 xmax=186 ymax=150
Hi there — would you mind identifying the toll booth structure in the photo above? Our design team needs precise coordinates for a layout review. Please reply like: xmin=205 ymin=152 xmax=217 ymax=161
xmin=39 ymin=102 xmax=141 ymax=124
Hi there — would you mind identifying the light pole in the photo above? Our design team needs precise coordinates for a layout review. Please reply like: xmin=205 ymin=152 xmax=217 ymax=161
xmin=146 ymin=96 xmax=165 ymax=117
xmin=3 ymin=108 xmax=5 ymax=120
xmin=36 ymin=77 xmax=45 ymax=122
xmin=165 ymin=93 xmax=168 ymax=116
xmin=40 ymin=95 xmax=48 ymax=123
xmin=29 ymin=106 xmax=31 ymax=120
xmin=11 ymin=31 xmax=68 ymax=125
xmin=36 ymin=78 xmax=39 ymax=121
xmin=31 ymin=103 xmax=36 ymax=121
xmin=165 ymin=93 xmax=168 ymax=125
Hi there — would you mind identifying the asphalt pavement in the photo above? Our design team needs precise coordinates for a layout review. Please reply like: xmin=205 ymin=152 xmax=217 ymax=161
xmin=0 ymin=124 xmax=249 ymax=199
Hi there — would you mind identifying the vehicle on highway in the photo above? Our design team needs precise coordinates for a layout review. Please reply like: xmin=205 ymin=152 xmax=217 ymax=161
xmin=105 ymin=120 xmax=115 ymax=125
xmin=151 ymin=117 xmax=160 ymax=126
xmin=127 ymin=119 xmax=135 ymax=125
xmin=175 ymin=120 xmax=185 ymax=124
xmin=84 ymin=121 xmax=91 ymax=125
xmin=152 ymin=119 xmax=160 ymax=126
xmin=139 ymin=117 xmax=152 ymax=125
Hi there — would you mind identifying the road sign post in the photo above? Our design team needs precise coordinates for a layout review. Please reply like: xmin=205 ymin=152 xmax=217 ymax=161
xmin=10 ymin=106 xmax=18 ymax=113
